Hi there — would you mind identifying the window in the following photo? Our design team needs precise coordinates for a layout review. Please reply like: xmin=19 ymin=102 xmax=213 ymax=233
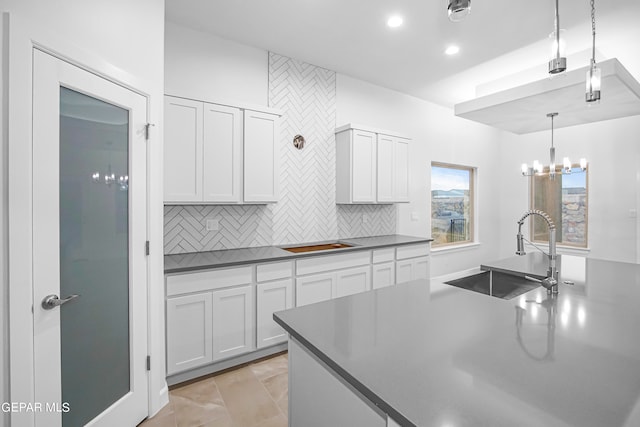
xmin=431 ymin=163 xmax=475 ymax=247
xmin=530 ymin=166 xmax=588 ymax=247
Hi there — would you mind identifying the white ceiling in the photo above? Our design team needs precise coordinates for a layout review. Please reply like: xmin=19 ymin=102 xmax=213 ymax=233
xmin=165 ymin=0 xmax=640 ymax=108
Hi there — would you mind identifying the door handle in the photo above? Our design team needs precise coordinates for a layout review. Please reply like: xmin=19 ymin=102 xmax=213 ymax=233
xmin=41 ymin=294 xmax=80 ymax=310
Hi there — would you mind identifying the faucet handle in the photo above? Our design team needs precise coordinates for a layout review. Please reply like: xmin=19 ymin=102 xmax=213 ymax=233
xmin=541 ymin=276 xmax=559 ymax=294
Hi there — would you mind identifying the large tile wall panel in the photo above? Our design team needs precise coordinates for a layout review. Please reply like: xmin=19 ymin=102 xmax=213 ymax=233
xmin=269 ymin=52 xmax=339 ymax=244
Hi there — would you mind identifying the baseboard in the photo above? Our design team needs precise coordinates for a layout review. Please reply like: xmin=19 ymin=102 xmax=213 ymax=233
xmin=166 ymin=343 xmax=288 ymax=387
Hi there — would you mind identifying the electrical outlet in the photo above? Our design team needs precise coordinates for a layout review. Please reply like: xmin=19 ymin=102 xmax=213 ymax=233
xmin=206 ymin=219 xmax=219 ymax=231
xmin=362 ymin=214 xmax=369 ymax=224
xmin=411 ymin=212 xmax=419 ymax=221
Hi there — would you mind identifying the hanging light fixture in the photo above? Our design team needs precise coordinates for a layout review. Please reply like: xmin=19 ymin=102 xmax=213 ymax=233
xmin=448 ymin=0 xmax=471 ymax=22
xmin=548 ymin=0 xmax=567 ymax=74
xmin=586 ymin=0 xmax=601 ymax=102
xmin=521 ymin=113 xmax=587 ymax=178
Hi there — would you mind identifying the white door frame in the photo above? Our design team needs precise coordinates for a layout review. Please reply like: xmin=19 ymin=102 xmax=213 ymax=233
xmin=7 ymin=13 xmax=167 ymax=426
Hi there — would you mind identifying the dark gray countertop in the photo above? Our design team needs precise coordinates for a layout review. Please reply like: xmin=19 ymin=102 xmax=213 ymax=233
xmin=274 ymin=255 xmax=640 ymax=427
xmin=164 ymin=234 xmax=432 ymax=274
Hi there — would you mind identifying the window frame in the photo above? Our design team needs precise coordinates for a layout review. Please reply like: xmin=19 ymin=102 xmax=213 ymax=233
xmin=529 ymin=164 xmax=589 ymax=248
xmin=430 ymin=162 xmax=476 ymax=248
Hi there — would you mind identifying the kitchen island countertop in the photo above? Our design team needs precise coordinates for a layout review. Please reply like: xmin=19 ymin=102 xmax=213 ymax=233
xmin=275 ymin=254 xmax=640 ymax=426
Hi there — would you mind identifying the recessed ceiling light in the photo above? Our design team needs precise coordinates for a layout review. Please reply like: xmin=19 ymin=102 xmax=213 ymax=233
xmin=387 ymin=16 xmax=403 ymax=28
xmin=445 ymin=45 xmax=460 ymax=55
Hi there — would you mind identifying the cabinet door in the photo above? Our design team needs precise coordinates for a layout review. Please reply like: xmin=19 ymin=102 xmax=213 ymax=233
xmin=372 ymin=262 xmax=395 ymax=289
xmin=396 ymin=257 xmax=430 ymax=284
xmin=203 ymin=103 xmax=243 ymax=203
xmin=376 ymin=134 xmax=395 ymax=203
xmin=256 ymin=279 xmax=293 ymax=348
xmin=336 ymin=266 xmax=371 ymax=297
xmin=164 ymin=96 xmax=203 ymax=202
xmin=212 ymin=285 xmax=254 ymax=361
xmin=166 ymin=293 xmax=212 ymax=375
xmin=352 ymin=130 xmax=377 ymax=203
xmin=394 ymin=138 xmax=410 ymax=202
xmin=396 ymin=259 xmax=414 ymax=285
xmin=296 ymin=272 xmax=335 ymax=307
xmin=413 ymin=256 xmax=430 ymax=280
xmin=244 ymin=110 xmax=279 ymax=203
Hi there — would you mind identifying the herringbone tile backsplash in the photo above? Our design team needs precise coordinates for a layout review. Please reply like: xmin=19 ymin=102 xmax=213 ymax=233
xmin=163 ymin=53 xmax=396 ymax=255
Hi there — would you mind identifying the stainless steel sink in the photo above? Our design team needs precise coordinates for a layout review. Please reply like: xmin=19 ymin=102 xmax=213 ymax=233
xmin=281 ymin=242 xmax=355 ymax=253
xmin=444 ymin=270 xmax=540 ymax=299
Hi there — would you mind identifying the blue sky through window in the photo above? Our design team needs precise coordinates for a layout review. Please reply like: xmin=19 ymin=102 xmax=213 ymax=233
xmin=562 ymin=168 xmax=586 ymax=189
xmin=432 ymin=166 xmax=470 ymax=191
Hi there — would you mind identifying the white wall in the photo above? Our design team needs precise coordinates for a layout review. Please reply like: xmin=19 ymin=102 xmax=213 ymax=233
xmin=165 ymin=21 xmax=268 ymax=105
xmin=497 ymin=115 xmax=640 ymax=264
xmin=1 ymin=0 xmax=166 ymax=424
xmin=336 ymin=74 xmax=505 ymax=277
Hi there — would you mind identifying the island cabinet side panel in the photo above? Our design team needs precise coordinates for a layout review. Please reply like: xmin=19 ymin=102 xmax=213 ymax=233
xmin=288 ymin=338 xmax=387 ymax=427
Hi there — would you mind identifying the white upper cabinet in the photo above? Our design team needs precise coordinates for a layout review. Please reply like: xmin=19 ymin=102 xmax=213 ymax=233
xmin=203 ymin=103 xmax=243 ymax=203
xmin=393 ymin=137 xmax=410 ymax=202
xmin=376 ymin=134 xmax=395 ymax=203
xmin=244 ymin=110 xmax=279 ymax=203
xmin=336 ymin=124 xmax=410 ymax=204
xmin=164 ymin=95 xmax=281 ymax=204
xmin=164 ymin=97 xmax=203 ymax=202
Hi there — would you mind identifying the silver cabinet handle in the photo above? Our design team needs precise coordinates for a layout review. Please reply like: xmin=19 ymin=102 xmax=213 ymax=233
xmin=41 ymin=294 xmax=80 ymax=310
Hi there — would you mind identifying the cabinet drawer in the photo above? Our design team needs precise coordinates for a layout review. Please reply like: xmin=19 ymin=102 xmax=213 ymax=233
xmin=166 ymin=266 xmax=252 ymax=296
xmin=257 ymin=261 xmax=293 ymax=283
xmin=372 ymin=248 xmax=394 ymax=264
xmin=396 ymin=243 xmax=430 ymax=260
xmin=296 ymin=250 xmax=371 ymax=276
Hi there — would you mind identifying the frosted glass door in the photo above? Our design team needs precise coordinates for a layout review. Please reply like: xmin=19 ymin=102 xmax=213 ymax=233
xmin=59 ymin=87 xmax=130 ymax=426
xmin=32 ymin=49 xmax=148 ymax=427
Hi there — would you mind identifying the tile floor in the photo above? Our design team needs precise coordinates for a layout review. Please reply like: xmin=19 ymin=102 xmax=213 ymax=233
xmin=139 ymin=352 xmax=288 ymax=427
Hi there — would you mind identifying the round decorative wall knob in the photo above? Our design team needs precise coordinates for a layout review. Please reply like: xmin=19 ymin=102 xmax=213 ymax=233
xmin=293 ymin=134 xmax=305 ymax=149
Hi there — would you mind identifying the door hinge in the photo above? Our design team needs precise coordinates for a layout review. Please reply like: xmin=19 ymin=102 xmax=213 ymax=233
xmin=145 ymin=123 xmax=155 ymax=141
xmin=145 ymin=240 xmax=150 ymax=256
xmin=146 ymin=355 xmax=151 ymax=371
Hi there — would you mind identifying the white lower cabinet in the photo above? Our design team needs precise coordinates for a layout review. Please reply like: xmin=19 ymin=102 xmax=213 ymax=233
xmin=166 ymin=293 xmax=213 ymax=375
xmin=256 ymin=278 xmax=293 ymax=348
xmin=372 ymin=261 xmax=396 ymax=289
xmin=396 ymin=256 xmax=430 ymax=284
xmin=336 ymin=266 xmax=371 ymax=297
xmin=212 ymin=285 xmax=254 ymax=361
xmin=296 ymin=272 xmax=336 ymax=307
xmin=166 ymin=242 xmax=429 ymax=378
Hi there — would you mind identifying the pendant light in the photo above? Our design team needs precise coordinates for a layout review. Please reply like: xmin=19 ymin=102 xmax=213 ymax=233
xmin=586 ymin=0 xmax=601 ymax=103
xmin=549 ymin=0 xmax=567 ymax=74
xmin=448 ymin=0 xmax=471 ymax=22
xmin=521 ymin=113 xmax=587 ymax=178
